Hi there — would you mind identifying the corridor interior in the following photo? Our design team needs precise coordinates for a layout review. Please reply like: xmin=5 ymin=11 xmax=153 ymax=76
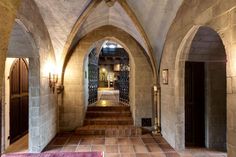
xmin=4 ymin=88 xmax=227 ymax=157
xmin=2 ymin=1 xmax=236 ymax=157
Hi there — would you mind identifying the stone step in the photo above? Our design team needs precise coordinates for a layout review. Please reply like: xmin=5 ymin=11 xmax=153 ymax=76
xmin=86 ymin=111 xmax=132 ymax=118
xmin=84 ymin=117 xmax=133 ymax=125
xmin=75 ymin=125 xmax=142 ymax=137
xmin=87 ymin=106 xmax=130 ymax=112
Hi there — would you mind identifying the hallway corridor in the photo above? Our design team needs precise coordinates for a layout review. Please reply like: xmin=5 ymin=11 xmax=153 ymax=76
xmin=2 ymin=87 xmax=227 ymax=157
xmin=1 ymin=0 xmax=236 ymax=156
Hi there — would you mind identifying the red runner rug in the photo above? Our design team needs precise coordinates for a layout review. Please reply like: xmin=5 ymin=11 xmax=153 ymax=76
xmin=1 ymin=152 xmax=103 ymax=157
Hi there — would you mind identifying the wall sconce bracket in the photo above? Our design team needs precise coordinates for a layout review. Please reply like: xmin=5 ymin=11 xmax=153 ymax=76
xmin=57 ymin=85 xmax=64 ymax=94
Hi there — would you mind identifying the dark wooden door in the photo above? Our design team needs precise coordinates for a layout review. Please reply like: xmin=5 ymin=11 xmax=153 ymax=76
xmin=185 ymin=61 xmax=205 ymax=147
xmin=10 ymin=58 xmax=29 ymax=144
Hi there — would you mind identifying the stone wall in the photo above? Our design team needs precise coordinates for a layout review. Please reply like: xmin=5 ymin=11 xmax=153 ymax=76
xmin=61 ymin=25 xmax=154 ymax=131
xmin=160 ymin=0 xmax=236 ymax=156
xmin=17 ymin=0 xmax=57 ymax=152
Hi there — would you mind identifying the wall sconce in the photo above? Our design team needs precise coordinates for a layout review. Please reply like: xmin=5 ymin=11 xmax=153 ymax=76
xmin=49 ymin=72 xmax=58 ymax=93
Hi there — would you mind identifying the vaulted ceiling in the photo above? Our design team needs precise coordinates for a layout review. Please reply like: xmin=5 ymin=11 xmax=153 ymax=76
xmin=26 ymin=0 xmax=183 ymax=68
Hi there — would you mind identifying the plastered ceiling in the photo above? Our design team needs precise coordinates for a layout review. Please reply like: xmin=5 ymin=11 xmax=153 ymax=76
xmin=29 ymin=0 xmax=183 ymax=67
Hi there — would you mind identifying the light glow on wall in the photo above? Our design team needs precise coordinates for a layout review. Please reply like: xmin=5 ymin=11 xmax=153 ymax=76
xmin=46 ymin=62 xmax=55 ymax=75
xmin=44 ymin=59 xmax=58 ymax=81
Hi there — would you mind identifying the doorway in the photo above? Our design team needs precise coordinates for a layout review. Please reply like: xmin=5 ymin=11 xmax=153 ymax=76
xmin=9 ymin=58 xmax=29 ymax=144
xmin=88 ymin=40 xmax=130 ymax=106
xmin=182 ymin=26 xmax=227 ymax=151
xmin=185 ymin=61 xmax=205 ymax=147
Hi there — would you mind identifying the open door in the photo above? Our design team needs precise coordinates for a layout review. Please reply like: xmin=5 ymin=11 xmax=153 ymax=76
xmin=185 ymin=61 xmax=205 ymax=147
xmin=10 ymin=58 xmax=29 ymax=144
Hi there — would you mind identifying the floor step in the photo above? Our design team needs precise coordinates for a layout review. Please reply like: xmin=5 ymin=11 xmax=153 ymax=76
xmin=87 ymin=106 xmax=130 ymax=112
xmin=75 ymin=125 xmax=142 ymax=137
xmin=84 ymin=117 xmax=133 ymax=125
xmin=86 ymin=111 xmax=131 ymax=118
xmin=78 ymin=101 xmax=138 ymax=136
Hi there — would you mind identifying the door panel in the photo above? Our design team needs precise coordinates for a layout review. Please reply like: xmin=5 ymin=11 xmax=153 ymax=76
xmin=20 ymin=96 xmax=28 ymax=134
xmin=10 ymin=58 xmax=29 ymax=144
xmin=10 ymin=98 xmax=20 ymax=142
xmin=185 ymin=62 xmax=205 ymax=147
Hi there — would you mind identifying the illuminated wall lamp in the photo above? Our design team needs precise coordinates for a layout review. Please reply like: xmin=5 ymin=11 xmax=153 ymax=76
xmin=49 ymin=72 xmax=58 ymax=93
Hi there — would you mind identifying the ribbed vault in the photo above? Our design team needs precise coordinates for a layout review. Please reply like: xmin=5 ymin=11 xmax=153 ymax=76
xmin=33 ymin=0 xmax=183 ymax=73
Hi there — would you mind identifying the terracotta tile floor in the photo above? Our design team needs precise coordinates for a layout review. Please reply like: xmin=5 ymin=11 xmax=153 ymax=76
xmin=179 ymin=148 xmax=227 ymax=157
xmin=43 ymin=132 xmax=180 ymax=157
xmin=3 ymin=132 xmax=227 ymax=157
xmin=43 ymin=132 xmax=228 ymax=157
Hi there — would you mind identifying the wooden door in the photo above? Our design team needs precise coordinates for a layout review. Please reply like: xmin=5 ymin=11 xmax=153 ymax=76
xmin=10 ymin=58 xmax=29 ymax=144
xmin=185 ymin=62 xmax=205 ymax=147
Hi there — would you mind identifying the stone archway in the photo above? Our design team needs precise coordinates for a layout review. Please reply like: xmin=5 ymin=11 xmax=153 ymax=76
xmin=1 ymin=20 xmax=40 ymax=153
xmin=2 ymin=0 xmax=58 ymax=151
xmin=159 ymin=4 xmax=236 ymax=156
xmin=61 ymin=25 xmax=155 ymax=131
xmin=174 ymin=26 xmax=227 ymax=150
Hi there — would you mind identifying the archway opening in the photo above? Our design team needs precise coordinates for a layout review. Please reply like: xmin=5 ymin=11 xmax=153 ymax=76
xmin=2 ymin=20 xmax=39 ymax=153
xmin=61 ymin=25 xmax=154 ymax=131
xmin=184 ymin=26 xmax=227 ymax=151
xmin=88 ymin=40 xmax=130 ymax=106
xmin=3 ymin=58 xmax=29 ymax=153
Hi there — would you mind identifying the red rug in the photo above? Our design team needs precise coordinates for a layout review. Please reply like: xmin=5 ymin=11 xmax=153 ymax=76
xmin=2 ymin=152 xmax=103 ymax=157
